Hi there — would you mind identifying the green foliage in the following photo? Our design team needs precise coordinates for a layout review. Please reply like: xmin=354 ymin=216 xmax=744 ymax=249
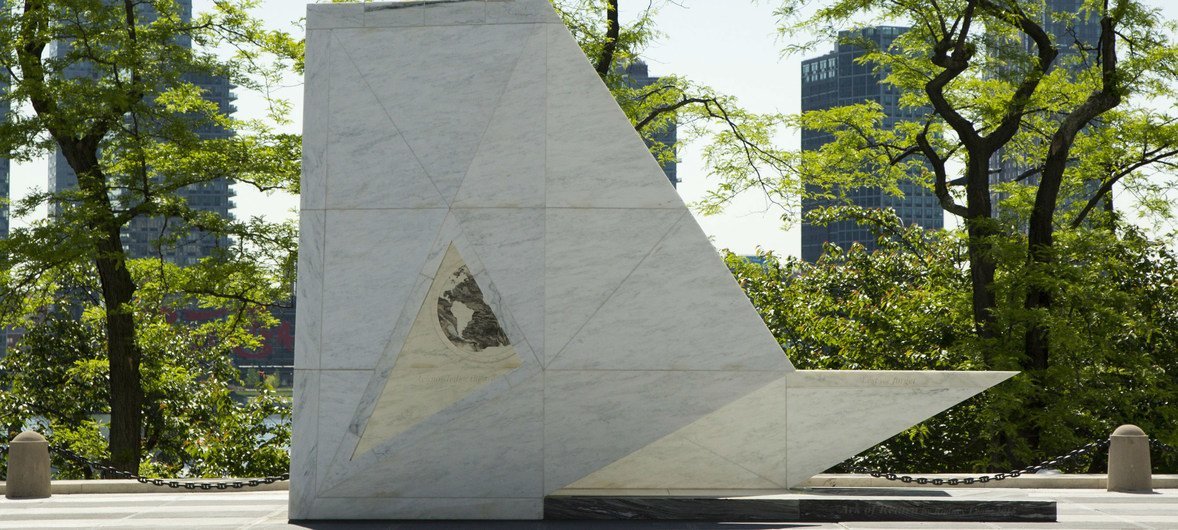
xmin=728 ymin=208 xmax=1178 ymax=472
xmin=554 ymin=0 xmax=795 ymax=215
xmin=0 ymin=260 xmax=292 ymax=479
xmin=0 ymin=0 xmax=300 ymax=472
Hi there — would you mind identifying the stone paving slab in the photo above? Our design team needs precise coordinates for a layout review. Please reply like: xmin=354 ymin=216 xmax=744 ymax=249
xmin=3 ymin=490 xmax=1178 ymax=529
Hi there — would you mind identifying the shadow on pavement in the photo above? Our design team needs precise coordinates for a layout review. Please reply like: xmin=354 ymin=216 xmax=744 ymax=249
xmin=289 ymin=521 xmax=822 ymax=529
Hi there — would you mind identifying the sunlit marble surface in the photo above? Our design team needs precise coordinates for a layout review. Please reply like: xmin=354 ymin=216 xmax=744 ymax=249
xmin=291 ymin=0 xmax=1015 ymax=520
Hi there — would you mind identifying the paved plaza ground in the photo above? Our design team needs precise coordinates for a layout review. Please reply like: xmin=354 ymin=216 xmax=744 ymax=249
xmin=3 ymin=489 xmax=1178 ymax=529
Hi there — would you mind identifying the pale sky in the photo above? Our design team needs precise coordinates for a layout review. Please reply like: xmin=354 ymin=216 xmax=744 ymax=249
xmin=8 ymin=0 xmax=1178 ymax=257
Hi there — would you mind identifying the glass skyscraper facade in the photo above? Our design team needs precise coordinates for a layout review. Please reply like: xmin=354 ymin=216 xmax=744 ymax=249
xmin=0 ymin=74 xmax=9 ymax=240
xmin=623 ymin=61 xmax=678 ymax=187
xmin=800 ymin=26 xmax=943 ymax=262
xmin=989 ymin=0 xmax=1102 ymax=206
xmin=49 ymin=0 xmax=236 ymax=265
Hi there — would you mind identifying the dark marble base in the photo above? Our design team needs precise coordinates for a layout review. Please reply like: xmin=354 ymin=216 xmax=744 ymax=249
xmin=544 ymin=494 xmax=1056 ymax=523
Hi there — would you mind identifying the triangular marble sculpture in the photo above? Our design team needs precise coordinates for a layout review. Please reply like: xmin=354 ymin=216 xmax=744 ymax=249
xmin=292 ymin=0 xmax=1016 ymax=520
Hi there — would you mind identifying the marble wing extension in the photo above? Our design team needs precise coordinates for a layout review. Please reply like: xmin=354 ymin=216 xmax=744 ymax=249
xmin=291 ymin=0 xmax=1016 ymax=520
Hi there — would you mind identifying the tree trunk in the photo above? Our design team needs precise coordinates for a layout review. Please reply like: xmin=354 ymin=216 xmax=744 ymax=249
xmin=964 ymin=155 xmax=998 ymax=342
xmin=97 ymin=240 xmax=142 ymax=475
xmin=61 ymin=144 xmax=143 ymax=475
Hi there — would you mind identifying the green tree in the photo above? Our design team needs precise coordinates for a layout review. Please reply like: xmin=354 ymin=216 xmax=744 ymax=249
xmin=555 ymin=0 xmax=793 ymax=195
xmin=718 ymin=0 xmax=1178 ymax=461
xmin=0 ymin=0 xmax=301 ymax=472
xmin=727 ymin=207 xmax=1178 ymax=471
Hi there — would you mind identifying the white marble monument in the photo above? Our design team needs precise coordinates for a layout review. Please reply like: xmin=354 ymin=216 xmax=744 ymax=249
xmin=291 ymin=0 xmax=1015 ymax=520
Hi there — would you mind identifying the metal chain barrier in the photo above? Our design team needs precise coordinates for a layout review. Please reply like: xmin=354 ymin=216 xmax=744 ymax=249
xmin=49 ymin=443 xmax=289 ymax=490
xmin=847 ymin=438 xmax=1111 ymax=486
xmin=1150 ymin=439 xmax=1178 ymax=454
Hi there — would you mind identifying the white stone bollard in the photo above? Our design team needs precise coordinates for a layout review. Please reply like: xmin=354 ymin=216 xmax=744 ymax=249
xmin=1107 ymin=424 xmax=1152 ymax=492
xmin=6 ymin=431 xmax=52 ymax=499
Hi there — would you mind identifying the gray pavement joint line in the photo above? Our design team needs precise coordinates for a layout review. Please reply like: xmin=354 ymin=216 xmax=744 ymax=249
xmin=240 ymin=506 xmax=288 ymax=529
xmin=1088 ymin=501 xmax=1158 ymax=529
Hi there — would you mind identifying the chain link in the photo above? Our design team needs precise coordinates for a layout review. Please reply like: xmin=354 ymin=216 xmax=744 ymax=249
xmin=48 ymin=443 xmax=288 ymax=489
xmin=848 ymin=439 xmax=1111 ymax=486
xmin=1150 ymin=439 xmax=1178 ymax=453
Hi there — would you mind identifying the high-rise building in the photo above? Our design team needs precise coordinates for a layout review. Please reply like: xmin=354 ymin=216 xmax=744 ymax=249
xmin=49 ymin=0 xmax=236 ymax=265
xmin=0 ymin=76 xmax=9 ymax=357
xmin=0 ymin=74 xmax=10 ymax=240
xmin=990 ymin=0 xmax=1102 ymax=208
xmin=622 ymin=62 xmax=679 ymax=187
xmin=800 ymin=26 xmax=943 ymax=262
xmin=120 ymin=69 xmax=237 ymax=265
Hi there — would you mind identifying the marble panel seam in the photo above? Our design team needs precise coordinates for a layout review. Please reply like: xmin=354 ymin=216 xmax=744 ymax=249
xmin=316 ymin=207 xmax=451 ymax=212
xmin=677 ymin=433 xmax=785 ymax=488
xmin=314 ymin=495 xmax=540 ymax=500
xmin=451 ymin=25 xmax=537 ymax=205
xmin=312 ymin=21 xmax=557 ymax=29
xmin=331 ymin=32 xmax=449 ymax=205
xmin=543 ymin=209 xmax=688 ymax=366
xmin=320 ymin=29 xmax=334 ymax=224
xmin=541 ymin=206 xmax=685 ymax=210
xmin=542 ymin=367 xmax=790 ymax=372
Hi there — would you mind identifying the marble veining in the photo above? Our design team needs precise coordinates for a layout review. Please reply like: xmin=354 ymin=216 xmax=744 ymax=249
xmin=545 ymin=23 xmax=684 ymax=209
xmin=452 ymin=208 xmax=544 ymax=363
xmin=326 ymin=34 xmax=446 ymax=209
xmin=293 ymin=211 xmax=324 ymax=370
xmin=320 ymin=209 xmax=447 ymax=370
xmin=451 ymin=24 xmax=547 ymax=208
xmin=567 ymin=376 xmax=787 ymax=489
xmin=784 ymin=370 xmax=1016 ymax=486
xmin=352 ymin=245 xmax=522 ymax=456
xmin=550 ymin=213 xmax=792 ymax=372
xmin=293 ymin=0 xmax=1017 ymax=520
xmin=300 ymin=30 xmax=329 ymax=211
xmin=543 ymin=370 xmax=783 ymax=493
xmin=287 ymin=369 xmax=319 ymax=519
xmin=333 ymin=23 xmax=534 ymax=205
xmin=543 ymin=208 xmax=682 ymax=365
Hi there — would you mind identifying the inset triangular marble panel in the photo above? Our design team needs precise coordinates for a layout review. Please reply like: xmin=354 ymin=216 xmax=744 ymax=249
xmin=353 ymin=244 xmax=523 ymax=456
xmin=333 ymin=23 xmax=536 ymax=204
xmin=321 ymin=373 xmax=543 ymax=500
xmin=452 ymin=208 xmax=544 ymax=365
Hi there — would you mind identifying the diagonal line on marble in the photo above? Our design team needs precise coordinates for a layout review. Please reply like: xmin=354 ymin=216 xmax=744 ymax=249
xmin=319 ymin=372 xmax=544 ymax=500
xmin=330 ymin=32 xmax=447 ymax=206
xmin=320 ymin=209 xmax=449 ymax=370
xmin=452 ymin=208 xmax=544 ymax=367
xmin=334 ymin=23 xmax=535 ymax=206
xmin=543 ymin=23 xmax=684 ymax=209
xmin=320 ymin=223 xmax=545 ymax=492
xmin=316 ymin=213 xmax=454 ymax=488
xmin=783 ymin=370 xmax=1016 ymax=487
xmin=564 ymin=375 xmax=786 ymax=490
xmin=543 ymin=209 xmax=687 ymax=368
xmin=450 ymin=24 xmax=546 ymax=207
xmin=543 ymin=369 xmax=784 ymax=493
xmin=549 ymin=211 xmax=790 ymax=371
xmin=351 ymin=243 xmax=527 ymax=457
